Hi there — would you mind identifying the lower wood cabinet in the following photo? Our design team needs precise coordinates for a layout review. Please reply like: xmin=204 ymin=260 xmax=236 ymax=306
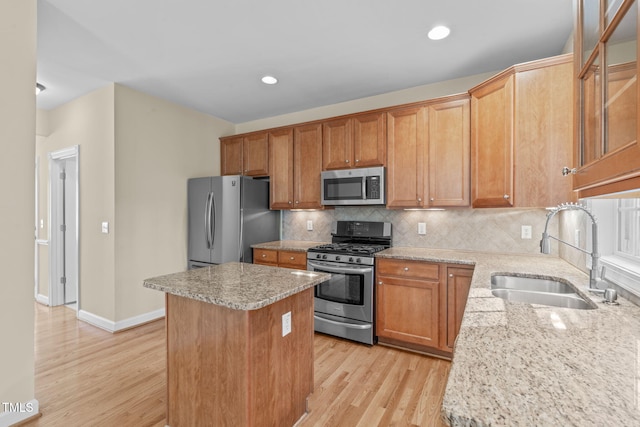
xmin=253 ymin=248 xmax=307 ymax=270
xmin=376 ymin=258 xmax=473 ymax=358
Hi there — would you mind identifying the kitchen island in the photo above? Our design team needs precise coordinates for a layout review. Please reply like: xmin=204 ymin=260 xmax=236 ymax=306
xmin=143 ymin=262 xmax=330 ymax=427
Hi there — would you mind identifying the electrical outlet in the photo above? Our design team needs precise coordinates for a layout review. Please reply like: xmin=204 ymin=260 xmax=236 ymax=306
xmin=282 ymin=312 xmax=291 ymax=337
xmin=306 ymin=220 xmax=313 ymax=231
xmin=418 ymin=222 xmax=426 ymax=235
xmin=521 ymin=225 xmax=532 ymax=239
xmin=101 ymin=221 xmax=109 ymax=234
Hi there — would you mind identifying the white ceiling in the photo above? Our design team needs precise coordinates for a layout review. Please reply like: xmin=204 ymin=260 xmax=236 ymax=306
xmin=37 ymin=0 xmax=574 ymax=124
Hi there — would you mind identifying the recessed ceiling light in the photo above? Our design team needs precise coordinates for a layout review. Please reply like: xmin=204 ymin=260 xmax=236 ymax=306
xmin=428 ymin=25 xmax=450 ymax=41
xmin=261 ymin=75 xmax=278 ymax=85
xmin=36 ymin=83 xmax=46 ymax=95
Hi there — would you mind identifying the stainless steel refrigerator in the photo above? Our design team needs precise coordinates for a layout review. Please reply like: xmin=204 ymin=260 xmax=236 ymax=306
xmin=188 ymin=176 xmax=280 ymax=269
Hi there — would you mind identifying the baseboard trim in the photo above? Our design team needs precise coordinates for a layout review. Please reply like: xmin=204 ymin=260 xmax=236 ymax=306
xmin=0 ymin=399 xmax=39 ymax=426
xmin=35 ymin=294 xmax=49 ymax=306
xmin=78 ymin=308 xmax=165 ymax=333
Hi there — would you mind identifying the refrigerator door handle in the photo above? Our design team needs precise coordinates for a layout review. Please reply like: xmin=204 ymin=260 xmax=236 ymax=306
xmin=205 ymin=192 xmax=213 ymax=249
xmin=209 ymin=191 xmax=216 ymax=250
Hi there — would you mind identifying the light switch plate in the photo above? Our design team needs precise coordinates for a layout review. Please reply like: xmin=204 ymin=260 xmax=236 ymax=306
xmin=306 ymin=220 xmax=313 ymax=231
xmin=418 ymin=222 xmax=426 ymax=235
xmin=101 ymin=221 xmax=109 ymax=234
xmin=521 ymin=225 xmax=532 ymax=239
xmin=282 ymin=312 xmax=291 ymax=337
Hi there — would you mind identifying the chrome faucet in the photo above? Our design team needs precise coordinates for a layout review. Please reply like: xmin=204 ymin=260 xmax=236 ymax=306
xmin=540 ymin=202 xmax=602 ymax=292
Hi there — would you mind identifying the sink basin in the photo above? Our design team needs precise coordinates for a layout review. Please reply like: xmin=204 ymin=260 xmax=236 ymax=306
xmin=491 ymin=274 xmax=597 ymax=310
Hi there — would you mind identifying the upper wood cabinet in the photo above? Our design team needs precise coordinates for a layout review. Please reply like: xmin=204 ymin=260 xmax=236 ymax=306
xmin=322 ymin=112 xmax=386 ymax=170
xmin=220 ymin=136 xmax=243 ymax=176
xmin=427 ymin=96 xmax=471 ymax=207
xmin=269 ymin=125 xmax=323 ymax=210
xmin=470 ymin=55 xmax=574 ymax=208
xmin=387 ymin=95 xmax=470 ymax=208
xmin=269 ymin=128 xmax=295 ymax=209
xmin=386 ymin=106 xmax=426 ymax=208
xmin=575 ymin=0 xmax=640 ymax=197
xmin=293 ymin=124 xmax=323 ymax=209
xmin=220 ymin=133 xmax=269 ymax=177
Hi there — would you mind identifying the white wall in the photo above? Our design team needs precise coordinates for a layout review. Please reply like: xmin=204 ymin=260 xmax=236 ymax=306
xmin=113 ymin=84 xmax=234 ymax=322
xmin=35 ymin=84 xmax=234 ymax=328
xmin=235 ymin=71 xmax=498 ymax=133
xmin=0 ymin=0 xmax=37 ymax=422
xmin=38 ymin=85 xmax=117 ymax=320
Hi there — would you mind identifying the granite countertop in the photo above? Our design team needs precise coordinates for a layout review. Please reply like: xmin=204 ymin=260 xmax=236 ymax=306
xmin=251 ymin=240 xmax=329 ymax=252
xmin=377 ymin=247 xmax=640 ymax=426
xmin=143 ymin=262 xmax=330 ymax=310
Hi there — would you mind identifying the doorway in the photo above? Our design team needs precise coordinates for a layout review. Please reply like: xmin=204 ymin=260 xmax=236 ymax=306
xmin=49 ymin=146 xmax=79 ymax=309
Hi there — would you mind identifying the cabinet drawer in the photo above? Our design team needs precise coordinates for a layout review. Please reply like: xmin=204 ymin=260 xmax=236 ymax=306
xmin=278 ymin=251 xmax=307 ymax=269
xmin=253 ymin=248 xmax=278 ymax=265
xmin=376 ymin=258 xmax=439 ymax=280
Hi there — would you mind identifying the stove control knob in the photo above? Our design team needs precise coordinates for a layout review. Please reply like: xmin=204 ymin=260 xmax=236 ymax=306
xmin=322 ymin=255 xmax=328 ymax=260
xmin=349 ymin=257 xmax=354 ymax=263
xmin=356 ymin=258 xmax=361 ymax=263
xmin=335 ymin=256 xmax=341 ymax=261
xmin=316 ymin=254 xmax=321 ymax=259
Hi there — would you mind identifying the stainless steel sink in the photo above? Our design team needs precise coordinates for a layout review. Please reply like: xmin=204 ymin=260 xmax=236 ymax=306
xmin=491 ymin=274 xmax=597 ymax=310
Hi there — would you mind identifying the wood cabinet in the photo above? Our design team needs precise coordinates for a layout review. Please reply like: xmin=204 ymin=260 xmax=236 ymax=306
xmin=220 ymin=133 xmax=269 ymax=177
xmin=220 ymin=136 xmax=243 ymax=176
xmin=574 ymin=0 xmax=640 ymax=197
xmin=253 ymin=248 xmax=307 ymax=270
xmin=470 ymin=54 xmax=574 ymax=207
xmin=322 ymin=112 xmax=386 ymax=170
xmin=294 ymin=124 xmax=323 ymax=209
xmin=376 ymin=258 xmax=473 ymax=358
xmin=387 ymin=95 xmax=470 ymax=208
xmin=269 ymin=128 xmax=295 ymax=209
xmin=446 ymin=266 xmax=473 ymax=350
xmin=386 ymin=106 xmax=426 ymax=208
xmin=268 ymin=125 xmax=323 ymax=210
xmin=427 ymin=97 xmax=471 ymax=207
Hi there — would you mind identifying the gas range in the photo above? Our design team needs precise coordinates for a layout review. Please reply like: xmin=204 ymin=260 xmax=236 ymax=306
xmin=307 ymin=244 xmax=388 ymax=265
xmin=307 ymin=220 xmax=392 ymax=345
xmin=307 ymin=221 xmax=392 ymax=265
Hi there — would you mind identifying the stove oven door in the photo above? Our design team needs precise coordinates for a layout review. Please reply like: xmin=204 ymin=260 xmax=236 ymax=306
xmin=307 ymin=259 xmax=373 ymax=323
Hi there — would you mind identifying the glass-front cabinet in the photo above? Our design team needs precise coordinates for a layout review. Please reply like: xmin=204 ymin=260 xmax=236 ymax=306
xmin=576 ymin=0 xmax=640 ymax=196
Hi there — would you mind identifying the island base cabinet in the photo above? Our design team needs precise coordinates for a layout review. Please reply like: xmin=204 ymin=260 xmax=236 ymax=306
xmin=165 ymin=289 xmax=314 ymax=427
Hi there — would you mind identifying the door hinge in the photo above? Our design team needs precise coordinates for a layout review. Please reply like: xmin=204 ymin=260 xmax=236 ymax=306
xmin=60 ymin=276 xmax=66 ymax=285
xmin=60 ymin=224 xmax=66 ymax=232
xmin=60 ymin=171 xmax=66 ymax=180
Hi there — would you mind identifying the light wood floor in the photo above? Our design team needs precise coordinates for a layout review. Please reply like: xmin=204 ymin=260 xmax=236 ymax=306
xmin=27 ymin=303 xmax=450 ymax=427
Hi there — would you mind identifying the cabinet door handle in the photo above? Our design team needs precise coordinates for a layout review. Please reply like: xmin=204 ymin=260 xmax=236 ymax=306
xmin=262 ymin=254 xmax=267 ymax=258
xmin=449 ymin=273 xmax=453 ymax=278
xmin=430 ymin=197 xmax=434 ymax=202
xmin=503 ymin=194 xmax=510 ymax=199
xmin=417 ymin=198 xmax=422 ymax=202
xmin=404 ymin=267 xmax=409 ymax=271
xmin=355 ymin=159 xmax=360 ymax=163
xmin=345 ymin=159 xmax=350 ymax=163
xmin=288 ymin=201 xmax=292 ymax=204
xmin=290 ymin=256 xmax=295 ymax=260
xmin=378 ymin=281 xmax=383 ymax=285
xmin=295 ymin=200 xmax=299 ymax=204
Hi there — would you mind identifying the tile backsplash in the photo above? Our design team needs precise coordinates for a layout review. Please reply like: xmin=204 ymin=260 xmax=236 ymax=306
xmin=283 ymin=207 xmax=557 ymax=254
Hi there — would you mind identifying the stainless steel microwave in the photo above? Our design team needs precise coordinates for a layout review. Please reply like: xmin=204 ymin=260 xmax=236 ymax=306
xmin=321 ymin=166 xmax=386 ymax=206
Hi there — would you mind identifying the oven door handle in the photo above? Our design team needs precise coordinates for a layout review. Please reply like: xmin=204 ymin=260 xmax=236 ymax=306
xmin=307 ymin=260 xmax=373 ymax=275
xmin=314 ymin=314 xmax=372 ymax=330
